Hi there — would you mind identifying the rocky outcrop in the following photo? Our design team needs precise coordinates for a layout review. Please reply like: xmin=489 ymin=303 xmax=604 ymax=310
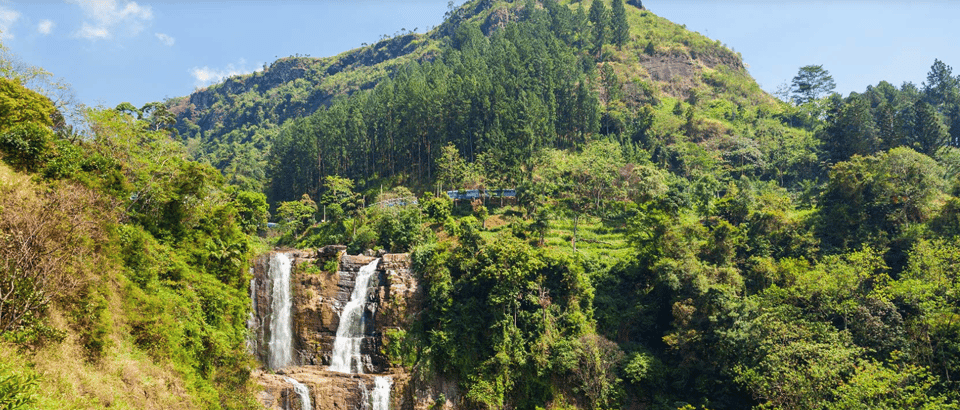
xmin=292 ymin=253 xmax=391 ymax=372
xmin=249 ymin=249 xmax=314 ymax=367
xmin=290 ymin=253 xmax=345 ymax=368
xmin=255 ymin=367 xmax=408 ymax=410
xmin=250 ymin=249 xmax=465 ymax=410
xmin=638 ymin=48 xmax=745 ymax=99
xmin=376 ymin=253 xmax=422 ymax=332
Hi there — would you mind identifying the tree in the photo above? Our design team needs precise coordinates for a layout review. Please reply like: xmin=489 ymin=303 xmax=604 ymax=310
xmin=922 ymin=59 xmax=959 ymax=108
xmin=588 ymin=0 xmax=608 ymax=56
xmin=547 ymin=141 xmax=626 ymax=251
xmin=818 ymin=93 xmax=880 ymax=164
xmin=320 ymin=175 xmax=357 ymax=210
xmin=0 ymin=122 xmax=55 ymax=172
xmin=610 ymin=0 xmax=630 ymax=47
xmin=571 ymin=334 xmax=625 ymax=410
xmin=276 ymin=194 xmax=317 ymax=234
xmin=436 ymin=143 xmax=467 ymax=192
xmin=231 ymin=189 xmax=269 ymax=235
xmin=911 ymin=100 xmax=949 ymax=155
xmin=791 ymin=64 xmax=836 ymax=105
xmin=140 ymin=102 xmax=177 ymax=133
xmin=0 ymin=77 xmax=55 ymax=133
xmin=819 ymin=147 xmax=945 ymax=251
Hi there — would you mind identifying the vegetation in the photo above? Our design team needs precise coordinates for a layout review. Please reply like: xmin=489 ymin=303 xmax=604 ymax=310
xmin=2 ymin=0 xmax=960 ymax=409
xmin=254 ymin=2 xmax=960 ymax=409
xmin=0 ymin=44 xmax=262 ymax=409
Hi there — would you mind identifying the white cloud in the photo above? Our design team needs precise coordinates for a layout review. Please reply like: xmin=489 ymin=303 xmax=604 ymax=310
xmin=0 ymin=6 xmax=21 ymax=40
xmin=155 ymin=32 xmax=174 ymax=46
xmin=37 ymin=19 xmax=54 ymax=35
xmin=190 ymin=59 xmax=261 ymax=87
xmin=77 ymin=23 xmax=109 ymax=39
xmin=68 ymin=0 xmax=152 ymax=40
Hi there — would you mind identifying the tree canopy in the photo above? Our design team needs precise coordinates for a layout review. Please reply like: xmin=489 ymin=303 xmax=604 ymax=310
xmin=791 ymin=64 xmax=836 ymax=105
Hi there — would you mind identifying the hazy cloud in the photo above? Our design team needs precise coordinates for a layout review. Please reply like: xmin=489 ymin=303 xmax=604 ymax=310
xmin=155 ymin=32 xmax=174 ymax=46
xmin=37 ymin=19 xmax=54 ymax=35
xmin=190 ymin=59 xmax=262 ymax=87
xmin=69 ymin=0 xmax=152 ymax=40
xmin=0 ymin=6 xmax=21 ymax=40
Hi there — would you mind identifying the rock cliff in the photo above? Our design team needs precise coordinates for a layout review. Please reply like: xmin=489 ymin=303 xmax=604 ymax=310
xmin=251 ymin=248 xmax=433 ymax=409
xmin=255 ymin=367 xmax=411 ymax=410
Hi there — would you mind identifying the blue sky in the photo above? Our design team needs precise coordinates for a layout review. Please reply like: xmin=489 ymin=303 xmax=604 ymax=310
xmin=1 ymin=0 xmax=958 ymax=109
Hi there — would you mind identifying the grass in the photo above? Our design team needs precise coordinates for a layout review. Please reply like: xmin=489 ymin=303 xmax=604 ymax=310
xmin=0 ymin=271 xmax=198 ymax=410
xmin=477 ymin=205 xmax=633 ymax=263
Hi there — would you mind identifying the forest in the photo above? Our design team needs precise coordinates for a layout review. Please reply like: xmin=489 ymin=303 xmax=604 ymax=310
xmin=1 ymin=0 xmax=960 ymax=409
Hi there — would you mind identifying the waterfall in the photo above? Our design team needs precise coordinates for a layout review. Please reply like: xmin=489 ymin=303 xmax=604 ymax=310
xmin=359 ymin=377 xmax=390 ymax=410
xmin=370 ymin=376 xmax=392 ymax=410
xmin=246 ymin=276 xmax=258 ymax=353
xmin=267 ymin=252 xmax=294 ymax=370
xmin=359 ymin=380 xmax=370 ymax=409
xmin=283 ymin=376 xmax=311 ymax=410
xmin=329 ymin=259 xmax=380 ymax=373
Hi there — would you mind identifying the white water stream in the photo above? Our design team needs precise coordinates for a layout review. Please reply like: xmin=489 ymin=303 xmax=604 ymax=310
xmin=283 ymin=376 xmax=311 ymax=410
xmin=370 ymin=376 xmax=392 ymax=410
xmin=267 ymin=252 xmax=294 ymax=370
xmin=329 ymin=259 xmax=380 ymax=374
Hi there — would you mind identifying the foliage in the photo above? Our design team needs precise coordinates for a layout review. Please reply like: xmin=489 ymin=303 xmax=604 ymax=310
xmin=276 ymin=194 xmax=318 ymax=234
xmin=819 ymin=147 xmax=945 ymax=253
xmin=373 ymin=201 xmax=426 ymax=252
xmin=0 ymin=77 xmax=55 ymax=132
xmin=0 ymin=180 xmax=108 ymax=335
xmin=0 ymin=122 xmax=55 ymax=172
xmin=0 ymin=86 xmax=261 ymax=408
xmin=230 ymin=188 xmax=270 ymax=235
xmin=9 ymin=2 xmax=960 ymax=410
xmin=0 ymin=361 xmax=37 ymax=410
xmin=610 ymin=0 xmax=630 ymax=47
xmin=791 ymin=65 xmax=836 ymax=105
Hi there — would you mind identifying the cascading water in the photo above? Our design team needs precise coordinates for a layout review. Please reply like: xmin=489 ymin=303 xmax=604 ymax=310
xmin=267 ymin=252 xmax=294 ymax=370
xmin=329 ymin=258 xmax=380 ymax=374
xmin=283 ymin=376 xmax=311 ymax=410
xmin=328 ymin=258 xmax=393 ymax=408
xmin=246 ymin=276 xmax=258 ymax=352
xmin=370 ymin=376 xmax=392 ymax=410
xmin=358 ymin=377 xmax=391 ymax=410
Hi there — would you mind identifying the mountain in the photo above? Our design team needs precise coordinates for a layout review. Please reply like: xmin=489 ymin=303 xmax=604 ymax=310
xmin=6 ymin=1 xmax=960 ymax=410
xmin=168 ymin=0 xmax=807 ymax=199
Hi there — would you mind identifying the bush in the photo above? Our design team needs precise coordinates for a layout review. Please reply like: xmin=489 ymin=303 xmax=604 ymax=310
xmin=347 ymin=225 xmax=378 ymax=254
xmin=623 ymin=350 xmax=664 ymax=389
xmin=0 ymin=361 xmax=38 ymax=410
xmin=375 ymin=205 xmax=426 ymax=252
xmin=0 ymin=122 xmax=55 ymax=172
xmin=422 ymin=194 xmax=453 ymax=223
xmin=0 ymin=181 xmax=106 ymax=336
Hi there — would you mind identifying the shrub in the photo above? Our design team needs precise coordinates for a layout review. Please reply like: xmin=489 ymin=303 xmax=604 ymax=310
xmin=0 ymin=122 xmax=55 ymax=172
xmin=0 ymin=361 xmax=38 ymax=410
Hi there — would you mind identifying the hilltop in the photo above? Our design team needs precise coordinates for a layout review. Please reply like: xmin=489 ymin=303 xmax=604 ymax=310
xmin=168 ymin=0 xmax=800 ymax=196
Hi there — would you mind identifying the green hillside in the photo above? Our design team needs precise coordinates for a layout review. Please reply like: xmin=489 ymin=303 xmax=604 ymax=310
xmin=3 ymin=0 xmax=960 ymax=409
xmin=170 ymin=0 xmax=807 ymax=197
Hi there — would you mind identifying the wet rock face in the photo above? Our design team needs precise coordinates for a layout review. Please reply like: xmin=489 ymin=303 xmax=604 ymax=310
xmin=249 ymin=250 xmax=313 ymax=367
xmin=274 ymin=253 xmax=416 ymax=373
xmin=377 ymin=253 xmax=422 ymax=332
xmin=251 ymin=250 xmax=425 ymax=409
xmin=291 ymin=257 xmax=342 ymax=367
xmin=255 ymin=367 xmax=402 ymax=410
